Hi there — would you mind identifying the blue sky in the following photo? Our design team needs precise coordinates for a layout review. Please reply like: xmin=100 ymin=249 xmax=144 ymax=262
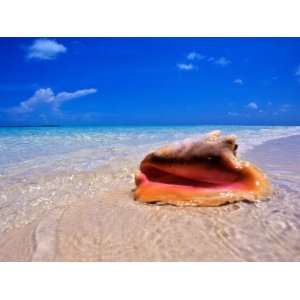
xmin=0 ymin=37 xmax=299 ymax=126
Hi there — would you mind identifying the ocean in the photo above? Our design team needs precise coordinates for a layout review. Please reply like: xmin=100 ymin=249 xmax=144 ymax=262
xmin=1 ymin=125 xmax=300 ymax=261
xmin=2 ymin=125 xmax=300 ymax=174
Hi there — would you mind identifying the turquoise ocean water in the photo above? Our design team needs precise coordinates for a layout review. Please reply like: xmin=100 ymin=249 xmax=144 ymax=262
xmin=1 ymin=125 xmax=300 ymax=175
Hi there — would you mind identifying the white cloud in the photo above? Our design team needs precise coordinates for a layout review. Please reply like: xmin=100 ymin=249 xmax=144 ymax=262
xmin=176 ymin=54 xmax=231 ymax=72
xmin=187 ymin=52 xmax=205 ymax=61
xmin=214 ymin=57 xmax=231 ymax=67
xmin=233 ymin=79 xmax=243 ymax=85
xmin=26 ymin=39 xmax=67 ymax=60
xmin=177 ymin=63 xmax=196 ymax=71
xmin=246 ymin=102 xmax=258 ymax=110
xmin=11 ymin=88 xmax=97 ymax=114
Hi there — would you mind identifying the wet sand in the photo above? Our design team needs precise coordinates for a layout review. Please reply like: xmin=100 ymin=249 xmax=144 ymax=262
xmin=1 ymin=135 xmax=300 ymax=261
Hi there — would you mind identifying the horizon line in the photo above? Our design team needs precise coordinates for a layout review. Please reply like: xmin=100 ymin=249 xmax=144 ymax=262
xmin=1 ymin=123 xmax=300 ymax=128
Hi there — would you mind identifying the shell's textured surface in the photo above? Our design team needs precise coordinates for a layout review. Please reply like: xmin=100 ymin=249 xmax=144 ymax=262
xmin=134 ymin=131 xmax=272 ymax=206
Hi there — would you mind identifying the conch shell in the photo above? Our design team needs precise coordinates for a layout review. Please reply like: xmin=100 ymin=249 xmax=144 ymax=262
xmin=134 ymin=130 xmax=271 ymax=206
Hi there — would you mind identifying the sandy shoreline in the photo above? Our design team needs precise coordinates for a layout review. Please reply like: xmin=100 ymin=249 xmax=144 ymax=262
xmin=1 ymin=135 xmax=300 ymax=261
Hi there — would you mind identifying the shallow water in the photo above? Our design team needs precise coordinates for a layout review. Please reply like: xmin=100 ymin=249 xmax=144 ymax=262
xmin=0 ymin=126 xmax=300 ymax=261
